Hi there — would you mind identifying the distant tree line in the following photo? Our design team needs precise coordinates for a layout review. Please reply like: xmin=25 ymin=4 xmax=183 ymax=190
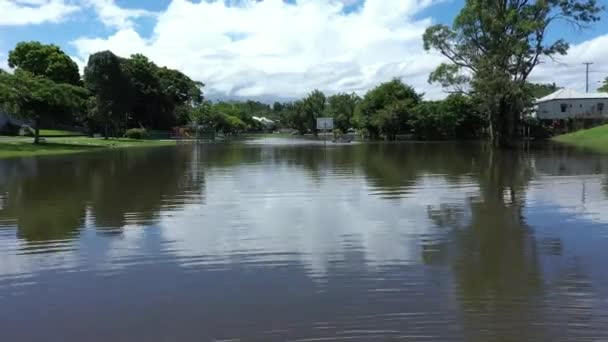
xmin=266 ymin=79 xmax=487 ymax=140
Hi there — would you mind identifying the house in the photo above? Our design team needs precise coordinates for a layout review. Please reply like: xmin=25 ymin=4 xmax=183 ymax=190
xmin=252 ymin=116 xmax=275 ymax=129
xmin=535 ymin=89 xmax=608 ymax=120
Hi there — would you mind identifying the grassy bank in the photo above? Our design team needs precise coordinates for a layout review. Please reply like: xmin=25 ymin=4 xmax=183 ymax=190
xmin=553 ymin=124 xmax=608 ymax=153
xmin=0 ymin=136 xmax=177 ymax=159
xmin=39 ymin=129 xmax=84 ymax=137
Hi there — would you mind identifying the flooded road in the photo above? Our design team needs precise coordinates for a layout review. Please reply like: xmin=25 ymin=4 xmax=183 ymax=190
xmin=1 ymin=138 xmax=608 ymax=341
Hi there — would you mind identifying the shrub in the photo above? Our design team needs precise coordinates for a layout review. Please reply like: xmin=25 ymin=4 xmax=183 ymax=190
xmin=125 ymin=128 xmax=148 ymax=139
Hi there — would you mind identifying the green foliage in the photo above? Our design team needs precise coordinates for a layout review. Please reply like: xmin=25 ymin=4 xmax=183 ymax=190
xmin=8 ymin=41 xmax=81 ymax=86
xmin=526 ymin=83 xmax=560 ymax=99
xmin=125 ymin=128 xmax=149 ymax=139
xmin=122 ymin=54 xmax=203 ymax=129
xmin=189 ymin=102 xmax=248 ymax=135
xmin=84 ymin=50 xmax=132 ymax=138
xmin=410 ymin=101 xmax=457 ymax=140
xmin=423 ymin=0 xmax=602 ymax=147
xmin=410 ymin=94 xmax=485 ymax=140
xmin=278 ymin=101 xmax=308 ymax=134
xmin=354 ymin=79 xmax=420 ymax=140
xmin=302 ymin=90 xmax=327 ymax=135
xmin=599 ymin=78 xmax=608 ymax=93
xmin=326 ymin=93 xmax=360 ymax=132
xmin=0 ymin=70 xmax=89 ymax=142
xmin=84 ymin=50 xmax=203 ymax=135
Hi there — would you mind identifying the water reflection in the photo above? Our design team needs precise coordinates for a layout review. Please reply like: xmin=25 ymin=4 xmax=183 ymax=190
xmin=0 ymin=139 xmax=607 ymax=341
xmin=0 ymin=146 xmax=203 ymax=242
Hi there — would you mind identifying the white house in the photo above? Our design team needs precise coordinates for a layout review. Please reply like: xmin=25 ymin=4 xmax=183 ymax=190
xmin=252 ymin=116 xmax=275 ymax=129
xmin=535 ymin=89 xmax=608 ymax=120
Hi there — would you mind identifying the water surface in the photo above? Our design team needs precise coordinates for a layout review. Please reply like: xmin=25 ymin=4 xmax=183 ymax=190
xmin=1 ymin=138 xmax=608 ymax=341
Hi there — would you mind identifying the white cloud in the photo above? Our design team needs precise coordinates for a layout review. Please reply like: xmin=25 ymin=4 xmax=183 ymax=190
xmin=0 ymin=0 xmax=79 ymax=26
xmin=72 ymin=0 xmax=447 ymax=100
xmin=84 ymin=0 xmax=157 ymax=30
xmin=0 ymin=53 xmax=9 ymax=71
xmin=69 ymin=0 xmax=608 ymax=100
xmin=531 ymin=34 xmax=608 ymax=92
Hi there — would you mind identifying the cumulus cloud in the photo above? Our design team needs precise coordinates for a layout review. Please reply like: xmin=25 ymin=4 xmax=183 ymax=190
xmin=0 ymin=0 xmax=79 ymax=26
xmin=84 ymin=0 xmax=157 ymax=30
xmin=530 ymin=34 xmax=608 ymax=93
xmin=66 ymin=0 xmax=608 ymax=100
xmin=71 ymin=0 xmax=447 ymax=100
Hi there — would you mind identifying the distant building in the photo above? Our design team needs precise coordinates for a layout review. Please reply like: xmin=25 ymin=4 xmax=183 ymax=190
xmin=252 ymin=116 xmax=275 ymax=129
xmin=535 ymin=89 xmax=608 ymax=120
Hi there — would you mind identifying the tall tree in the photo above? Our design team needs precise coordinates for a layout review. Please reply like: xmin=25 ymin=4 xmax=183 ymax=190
xmin=354 ymin=79 xmax=420 ymax=140
xmin=302 ymin=90 xmax=326 ymax=136
xmin=423 ymin=0 xmax=602 ymax=147
xmin=84 ymin=51 xmax=132 ymax=139
xmin=326 ymin=93 xmax=360 ymax=132
xmin=8 ymin=41 xmax=81 ymax=86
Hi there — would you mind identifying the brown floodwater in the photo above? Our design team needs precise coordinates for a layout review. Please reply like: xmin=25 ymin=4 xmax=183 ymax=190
xmin=1 ymin=138 xmax=608 ymax=341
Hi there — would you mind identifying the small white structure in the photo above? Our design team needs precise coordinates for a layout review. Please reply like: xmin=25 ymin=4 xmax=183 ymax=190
xmin=252 ymin=116 xmax=275 ymax=128
xmin=536 ymin=89 xmax=608 ymax=120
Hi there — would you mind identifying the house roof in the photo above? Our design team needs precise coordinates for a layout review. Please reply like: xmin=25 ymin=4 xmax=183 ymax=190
xmin=536 ymin=88 xmax=608 ymax=103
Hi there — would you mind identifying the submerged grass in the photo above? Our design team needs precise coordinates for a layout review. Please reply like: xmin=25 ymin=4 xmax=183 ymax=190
xmin=553 ymin=124 xmax=608 ymax=153
xmin=0 ymin=136 xmax=177 ymax=159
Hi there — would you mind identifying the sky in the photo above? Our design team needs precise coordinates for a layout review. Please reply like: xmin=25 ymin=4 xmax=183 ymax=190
xmin=1 ymin=0 xmax=607 ymax=101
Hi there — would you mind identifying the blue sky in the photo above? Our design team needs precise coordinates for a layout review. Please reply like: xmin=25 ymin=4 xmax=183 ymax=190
xmin=1 ymin=0 xmax=608 ymax=99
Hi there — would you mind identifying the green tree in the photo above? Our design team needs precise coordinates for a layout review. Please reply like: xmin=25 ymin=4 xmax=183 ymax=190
xmin=8 ymin=41 xmax=81 ymax=86
xmin=526 ymin=83 xmax=560 ymax=99
xmin=302 ymin=90 xmax=326 ymax=136
xmin=123 ymin=54 xmax=163 ymax=129
xmin=598 ymin=78 xmax=608 ymax=93
xmin=326 ymin=93 xmax=360 ymax=132
xmin=354 ymin=79 xmax=420 ymax=140
xmin=157 ymin=66 xmax=203 ymax=127
xmin=84 ymin=51 xmax=132 ymax=139
xmin=408 ymin=94 xmax=485 ymax=140
xmin=276 ymin=101 xmax=308 ymax=134
xmin=0 ymin=70 xmax=88 ymax=143
xmin=423 ymin=0 xmax=602 ymax=147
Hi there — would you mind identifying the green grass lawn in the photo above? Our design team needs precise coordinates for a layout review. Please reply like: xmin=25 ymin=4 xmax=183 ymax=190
xmin=39 ymin=129 xmax=84 ymax=137
xmin=0 ymin=136 xmax=177 ymax=159
xmin=553 ymin=124 xmax=608 ymax=153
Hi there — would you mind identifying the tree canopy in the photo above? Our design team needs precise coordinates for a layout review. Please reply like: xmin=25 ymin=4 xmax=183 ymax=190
xmin=8 ymin=41 xmax=81 ymax=86
xmin=423 ymin=0 xmax=602 ymax=147
xmin=0 ymin=70 xmax=89 ymax=142
xmin=354 ymin=79 xmax=420 ymax=140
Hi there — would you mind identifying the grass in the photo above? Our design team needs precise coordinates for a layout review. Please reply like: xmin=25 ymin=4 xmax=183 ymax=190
xmin=39 ymin=129 xmax=84 ymax=137
xmin=0 ymin=136 xmax=177 ymax=159
xmin=553 ymin=124 xmax=608 ymax=153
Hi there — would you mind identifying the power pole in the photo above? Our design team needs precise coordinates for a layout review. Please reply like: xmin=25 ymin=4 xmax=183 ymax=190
xmin=583 ymin=62 xmax=594 ymax=93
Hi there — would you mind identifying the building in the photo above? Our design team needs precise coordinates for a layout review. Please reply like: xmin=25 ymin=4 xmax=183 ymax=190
xmin=252 ymin=116 xmax=276 ymax=129
xmin=535 ymin=88 xmax=608 ymax=120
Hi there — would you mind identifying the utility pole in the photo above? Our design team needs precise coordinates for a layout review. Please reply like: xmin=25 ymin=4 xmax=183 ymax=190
xmin=583 ymin=62 xmax=594 ymax=93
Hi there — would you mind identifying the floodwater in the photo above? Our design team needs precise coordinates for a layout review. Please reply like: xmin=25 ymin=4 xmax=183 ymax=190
xmin=1 ymin=138 xmax=608 ymax=341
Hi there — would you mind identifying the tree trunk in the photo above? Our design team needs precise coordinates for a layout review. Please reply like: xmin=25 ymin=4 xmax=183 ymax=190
xmin=33 ymin=116 xmax=40 ymax=145
xmin=104 ymin=120 xmax=109 ymax=140
xmin=490 ymin=102 xmax=518 ymax=149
